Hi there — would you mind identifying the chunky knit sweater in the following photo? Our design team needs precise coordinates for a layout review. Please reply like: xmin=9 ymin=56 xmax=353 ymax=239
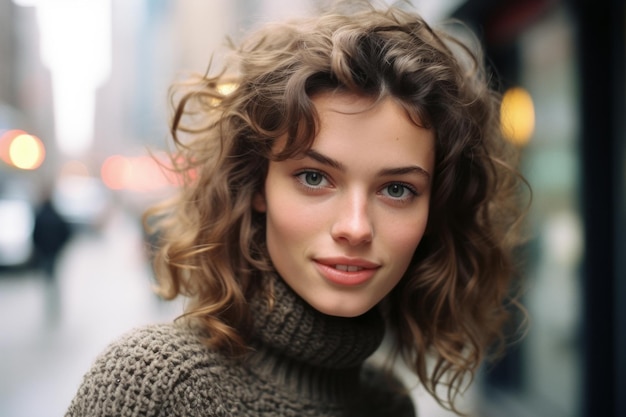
xmin=65 ymin=275 xmax=416 ymax=416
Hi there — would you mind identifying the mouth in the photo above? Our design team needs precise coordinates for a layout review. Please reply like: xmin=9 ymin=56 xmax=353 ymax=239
xmin=314 ymin=257 xmax=380 ymax=269
xmin=313 ymin=257 xmax=380 ymax=286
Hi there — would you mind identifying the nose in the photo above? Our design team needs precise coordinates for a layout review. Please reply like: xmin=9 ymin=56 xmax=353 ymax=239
xmin=330 ymin=191 xmax=374 ymax=245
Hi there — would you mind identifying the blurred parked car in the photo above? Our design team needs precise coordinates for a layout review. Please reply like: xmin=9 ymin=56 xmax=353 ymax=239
xmin=0 ymin=196 xmax=34 ymax=268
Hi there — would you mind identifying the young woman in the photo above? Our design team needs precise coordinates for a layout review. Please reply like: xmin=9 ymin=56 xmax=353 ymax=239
xmin=66 ymin=3 xmax=526 ymax=416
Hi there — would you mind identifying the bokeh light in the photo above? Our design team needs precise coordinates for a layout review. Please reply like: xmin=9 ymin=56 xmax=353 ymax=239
xmin=0 ymin=130 xmax=26 ymax=165
xmin=500 ymin=86 xmax=535 ymax=146
xmin=0 ymin=130 xmax=46 ymax=170
xmin=101 ymin=155 xmax=132 ymax=190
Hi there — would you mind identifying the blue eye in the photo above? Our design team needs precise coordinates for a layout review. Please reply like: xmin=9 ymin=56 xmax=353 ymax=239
xmin=381 ymin=183 xmax=417 ymax=200
xmin=295 ymin=170 xmax=330 ymax=188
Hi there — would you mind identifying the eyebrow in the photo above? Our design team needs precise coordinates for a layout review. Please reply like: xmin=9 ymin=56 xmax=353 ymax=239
xmin=305 ymin=149 xmax=431 ymax=179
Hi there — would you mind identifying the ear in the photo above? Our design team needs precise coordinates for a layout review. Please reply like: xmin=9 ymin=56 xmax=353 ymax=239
xmin=252 ymin=191 xmax=267 ymax=212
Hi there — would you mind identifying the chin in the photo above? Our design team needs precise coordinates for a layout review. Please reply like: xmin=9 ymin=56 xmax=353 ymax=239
xmin=309 ymin=299 xmax=373 ymax=318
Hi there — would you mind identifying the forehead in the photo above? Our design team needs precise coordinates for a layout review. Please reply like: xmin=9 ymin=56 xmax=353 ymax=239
xmin=271 ymin=91 xmax=434 ymax=162
xmin=301 ymin=92 xmax=435 ymax=172
xmin=309 ymin=91 xmax=430 ymax=139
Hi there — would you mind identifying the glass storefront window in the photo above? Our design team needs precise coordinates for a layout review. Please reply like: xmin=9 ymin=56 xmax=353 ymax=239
xmin=479 ymin=5 xmax=583 ymax=417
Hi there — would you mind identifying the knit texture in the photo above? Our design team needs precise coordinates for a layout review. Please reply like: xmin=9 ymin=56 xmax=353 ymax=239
xmin=65 ymin=275 xmax=416 ymax=416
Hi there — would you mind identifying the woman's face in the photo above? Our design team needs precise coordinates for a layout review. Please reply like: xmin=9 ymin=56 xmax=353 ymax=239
xmin=254 ymin=92 xmax=435 ymax=317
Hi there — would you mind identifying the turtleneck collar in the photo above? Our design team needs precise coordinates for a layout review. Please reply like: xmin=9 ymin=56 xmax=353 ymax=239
xmin=248 ymin=272 xmax=386 ymax=368
xmin=244 ymin=273 xmax=386 ymax=402
xmin=250 ymin=274 xmax=385 ymax=369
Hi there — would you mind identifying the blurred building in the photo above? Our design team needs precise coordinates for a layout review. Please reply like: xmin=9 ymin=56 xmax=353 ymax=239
xmin=1 ymin=1 xmax=55 ymax=183
xmin=0 ymin=0 xmax=18 ymax=109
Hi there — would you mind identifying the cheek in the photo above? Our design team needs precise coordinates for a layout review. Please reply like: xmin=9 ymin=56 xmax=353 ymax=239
xmin=266 ymin=200 xmax=323 ymax=245
xmin=384 ymin=216 xmax=428 ymax=263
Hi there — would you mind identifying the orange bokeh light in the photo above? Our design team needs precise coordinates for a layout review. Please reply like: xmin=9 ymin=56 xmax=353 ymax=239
xmin=101 ymin=155 xmax=132 ymax=190
xmin=0 ymin=130 xmax=26 ymax=165
xmin=0 ymin=130 xmax=46 ymax=170
xmin=500 ymin=87 xmax=535 ymax=146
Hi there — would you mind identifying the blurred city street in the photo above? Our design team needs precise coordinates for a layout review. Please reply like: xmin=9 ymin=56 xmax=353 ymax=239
xmin=0 ymin=206 xmax=184 ymax=417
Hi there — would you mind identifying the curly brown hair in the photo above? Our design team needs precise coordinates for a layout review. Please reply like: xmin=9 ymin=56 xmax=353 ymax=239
xmin=147 ymin=2 xmax=527 ymax=414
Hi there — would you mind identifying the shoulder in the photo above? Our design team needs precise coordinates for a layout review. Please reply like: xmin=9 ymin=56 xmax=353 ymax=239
xmin=84 ymin=322 xmax=213 ymax=379
xmin=99 ymin=321 xmax=208 ymax=360
xmin=65 ymin=322 xmax=227 ymax=417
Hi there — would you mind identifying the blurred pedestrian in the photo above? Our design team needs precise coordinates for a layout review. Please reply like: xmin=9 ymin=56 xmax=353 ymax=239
xmin=32 ymin=194 xmax=72 ymax=321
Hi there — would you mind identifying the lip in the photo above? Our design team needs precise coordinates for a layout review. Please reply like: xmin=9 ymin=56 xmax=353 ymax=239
xmin=313 ymin=257 xmax=380 ymax=286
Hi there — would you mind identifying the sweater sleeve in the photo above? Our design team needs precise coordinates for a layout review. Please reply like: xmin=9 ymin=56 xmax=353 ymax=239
xmin=64 ymin=324 xmax=212 ymax=417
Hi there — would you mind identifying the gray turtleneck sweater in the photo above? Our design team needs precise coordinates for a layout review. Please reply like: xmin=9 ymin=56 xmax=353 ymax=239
xmin=65 ymin=275 xmax=416 ymax=416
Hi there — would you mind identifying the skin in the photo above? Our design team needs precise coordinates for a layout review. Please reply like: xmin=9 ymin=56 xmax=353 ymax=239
xmin=254 ymin=92 xmax=435 ymax=317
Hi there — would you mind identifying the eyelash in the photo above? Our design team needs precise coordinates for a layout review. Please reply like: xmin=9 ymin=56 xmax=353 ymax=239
xmin=380 ymin=182 xmax=419 ymax=203
xmin=294 ymin=170 xmax=332 ymax=190
xmin=293 ymin=169 xmax=419 ymax=203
